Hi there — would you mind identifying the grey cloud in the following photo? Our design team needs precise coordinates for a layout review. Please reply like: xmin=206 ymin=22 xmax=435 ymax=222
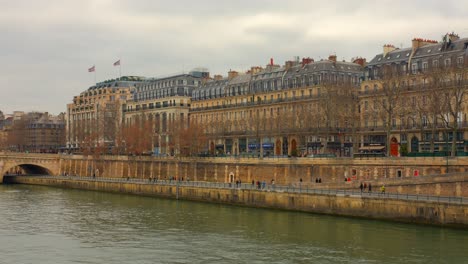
xmin=1 ymin=0 xmax=467 ymax=114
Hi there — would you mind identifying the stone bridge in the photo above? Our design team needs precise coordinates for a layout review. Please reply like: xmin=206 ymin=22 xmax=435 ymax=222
xmin=0 ymin=152 xmax=60 ymax=182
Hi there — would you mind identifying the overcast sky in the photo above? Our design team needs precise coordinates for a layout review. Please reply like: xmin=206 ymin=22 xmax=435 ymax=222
xmin=1 ymin=0 xmax=467 ymax=115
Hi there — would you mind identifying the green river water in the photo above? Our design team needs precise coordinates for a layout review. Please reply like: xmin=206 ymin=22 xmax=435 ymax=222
xmin=0 ymin=184 xmax=467 ymax=264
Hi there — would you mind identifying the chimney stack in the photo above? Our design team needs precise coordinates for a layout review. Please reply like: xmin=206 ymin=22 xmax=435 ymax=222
xmin=383 ymin=44 xmax=397 ymax=57
xmin=270 ymin=58 xmax=274 ymax=65
xmin=228 ymin=70 xmax=239 ymax=80
xmin=412 ymin=38 xmax=438 ymax=52
xmin=328 ymin=55 xmax=337 ymax=62
xmin=284 ymin=61 xmax=294 ymax=70
xmin=250 ymin=66 xmax=263 ymax=75
xmin=352 ymin=57 xmax=366 ymax=67
xmin=301 ymin=57 xmax=314 ymax=67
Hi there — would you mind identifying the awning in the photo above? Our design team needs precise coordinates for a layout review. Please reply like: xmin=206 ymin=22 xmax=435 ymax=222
xmin=359 ymin=146 xmax=385 ymax=151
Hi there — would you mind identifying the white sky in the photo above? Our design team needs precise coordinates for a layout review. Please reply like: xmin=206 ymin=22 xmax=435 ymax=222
xmin=1 ymin=0 xmax=467 ymax=114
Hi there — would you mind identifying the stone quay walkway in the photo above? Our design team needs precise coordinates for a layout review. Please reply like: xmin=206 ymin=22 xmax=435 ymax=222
xmin=5 ymin=174 xmax=468 ymax=205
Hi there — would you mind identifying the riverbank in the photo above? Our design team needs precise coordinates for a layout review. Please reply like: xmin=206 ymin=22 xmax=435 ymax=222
xmin=5 ymin=176 xmax=468 ymax=228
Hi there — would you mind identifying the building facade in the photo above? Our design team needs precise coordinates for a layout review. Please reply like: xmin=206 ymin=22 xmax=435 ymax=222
xmin=191 ymin=56 xmax=364 ymax=157
xmin=360 ymin=33 xmax=468 ymax=156
xmin=123 ymin=71 xmax=208 ymax=155
xmin=66 ymin=77 xmax=142 ymax=152
xmin=0 ymin=112 xmax=65 ymax=153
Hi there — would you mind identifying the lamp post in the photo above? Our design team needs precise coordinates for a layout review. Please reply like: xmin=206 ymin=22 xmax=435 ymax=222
xmin=446 ymin=132 xmax=449 ymax=173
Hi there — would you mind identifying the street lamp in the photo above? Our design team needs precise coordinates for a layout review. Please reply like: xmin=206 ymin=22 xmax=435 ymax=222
xmin=445 ymin=132 xmax=449 ymax=173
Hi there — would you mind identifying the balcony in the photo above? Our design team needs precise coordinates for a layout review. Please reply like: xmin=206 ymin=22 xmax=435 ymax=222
xmin=190 ymin=94 xmax=323 ymax=112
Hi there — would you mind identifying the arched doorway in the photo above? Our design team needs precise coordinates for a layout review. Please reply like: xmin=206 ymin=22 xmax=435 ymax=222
xmin=290 ymin=139 xmax=297 ymax=156
xmin=210 ymin=142 xmax=215 ymax=155
xmin=390 ymin=137 xmax=399 ymax=156
xmin=411 ymin=136 xmax=419 ymax=153
xmin=275 ymin=139 xmax=282 ymax=155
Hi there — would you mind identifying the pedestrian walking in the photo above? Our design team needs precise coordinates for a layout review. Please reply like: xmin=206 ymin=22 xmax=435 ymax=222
xmin=381 ymin=185 xmax=385 ymax=194
xmin=368 ymin=183 xmax=372 ymax=192
xmin=359 ymin=182 xmax=363 ymax=193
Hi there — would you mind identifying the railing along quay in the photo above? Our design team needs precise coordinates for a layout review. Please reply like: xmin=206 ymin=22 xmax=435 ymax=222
xmin=6 ymin=174 xmax=468 ymax=205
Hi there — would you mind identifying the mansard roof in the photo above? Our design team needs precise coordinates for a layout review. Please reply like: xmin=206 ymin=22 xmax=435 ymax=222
xmin=227 ymin=74 xmax=251 ymax=85
xmin=367 ymin=37 xmax=468 ymax=67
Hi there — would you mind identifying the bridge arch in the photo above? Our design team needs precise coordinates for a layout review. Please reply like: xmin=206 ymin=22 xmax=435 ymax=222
xmin=1 ymin=162 xmax=57 ymax=183
xmin=4 ymin=163 xmax=53 ymax=175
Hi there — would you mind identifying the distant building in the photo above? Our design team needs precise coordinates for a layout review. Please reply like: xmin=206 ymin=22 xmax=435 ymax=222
xmin=360 ymin=32 xmax=468 ymax=156
xmin=190 ymin=56 xmax=364 ymax=156
xmin=66 ymin=77 xmax=143 ymax=151
xmin=124 ymin=70 xmax=208 ymax=155
xmin=1 ymin=112 xmax=65 ymax=153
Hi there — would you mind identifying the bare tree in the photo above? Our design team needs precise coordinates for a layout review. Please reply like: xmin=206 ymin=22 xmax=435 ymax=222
xmin=435 ymin=64 xmax=468 ymax=156
xmin=373 ymin=65 xmax=406 ymax=156
xmin=178 ymin=119 xmax=208 ymax=156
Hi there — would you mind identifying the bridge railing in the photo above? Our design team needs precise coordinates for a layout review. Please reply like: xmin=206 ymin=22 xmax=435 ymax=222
xmin=7 ymin=175 xmax=468 ymax=205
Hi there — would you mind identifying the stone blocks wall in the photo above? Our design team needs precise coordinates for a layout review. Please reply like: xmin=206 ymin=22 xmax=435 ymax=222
xmin=7 ymin=176 xmax=468 ymax=228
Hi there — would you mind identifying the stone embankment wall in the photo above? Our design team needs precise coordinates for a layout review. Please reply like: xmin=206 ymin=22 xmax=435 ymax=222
xmin=7 ymin=176 xmax=468 ymax=228
xmin=58 ymin=155 xmax=468 ymax=197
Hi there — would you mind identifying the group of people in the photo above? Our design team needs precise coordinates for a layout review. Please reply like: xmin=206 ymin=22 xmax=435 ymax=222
xmin=359 ymin=182 xmax=373 ymax=192
xmin=359 ymin=182 xmax=386 ymax=193
xmin=252 ymin=180 xmax=267 ymax=189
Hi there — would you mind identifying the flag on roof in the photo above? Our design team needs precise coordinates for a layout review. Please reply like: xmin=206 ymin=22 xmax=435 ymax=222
xmin=113 ymin=60 xmax=120 ymax=66
xmin=88 ymin=65 xmax=95 ymax=72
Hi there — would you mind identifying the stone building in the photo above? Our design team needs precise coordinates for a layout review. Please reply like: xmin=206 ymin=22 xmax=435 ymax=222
xmin=190 ymin=56 xmax=364 ymax=156
xmin=0 ymin=111 xmax=7 ymax=150
xmin=66 ymin=77 xmax=142 ymax=151
xmin=24 ymin=112 xmax=65 ymax=153
xmin=0 ymin=112 xmax=65 ymax=152
xmin=360 ymin=32 xmax=468 ymax=156
xmin=124 ymin=70 xmax=208 ymax=155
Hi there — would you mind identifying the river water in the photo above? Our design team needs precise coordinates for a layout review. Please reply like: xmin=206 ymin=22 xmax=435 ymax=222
xmin=0 ymin=184 xmax=467 ymax=264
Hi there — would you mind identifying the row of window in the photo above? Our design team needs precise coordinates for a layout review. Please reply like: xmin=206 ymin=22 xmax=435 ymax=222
xmin=369 ymin=56 xmax=465 ymax=78
xmin=192 ymin=74 xmax=361 ymax=101
xmin=194 ymin=87 xmax=326 ymax=109
xmin=138 ymin=79 xmax=199 ymax=91
xmin=136 ymin=87 xmax=192 ymax=101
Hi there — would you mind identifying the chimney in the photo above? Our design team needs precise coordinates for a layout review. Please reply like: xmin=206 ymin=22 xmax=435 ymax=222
xmin=383 ymin=44 xmax=397 ymax=57
xmin=250 ymin=66 xmax=263 ymax=75
xmin=412 ymin=38 xmax=438 ymax=52
xmin=448 ymin=32 xmax=460 ymax=42
xmin=213 ymin=74 xmax=223 ymax=81
xmin=301 ymin=57 xmax=314 ymax=67
xmin=352 ymin=57 xmax=366 ymax=67
xmin=284 ymin=60 xmax=294 ymax=70
xmin=228 ymin=70 xmax=239 ymax=80
xmin=266 ymin=58 xmax=280 ymax=71
xmin=328 ymin=55 xmax=337 ymax=62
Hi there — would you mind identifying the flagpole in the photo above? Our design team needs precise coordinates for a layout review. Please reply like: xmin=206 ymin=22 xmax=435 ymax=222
xmin=119 ymin=62 xmax=121 ymax=79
